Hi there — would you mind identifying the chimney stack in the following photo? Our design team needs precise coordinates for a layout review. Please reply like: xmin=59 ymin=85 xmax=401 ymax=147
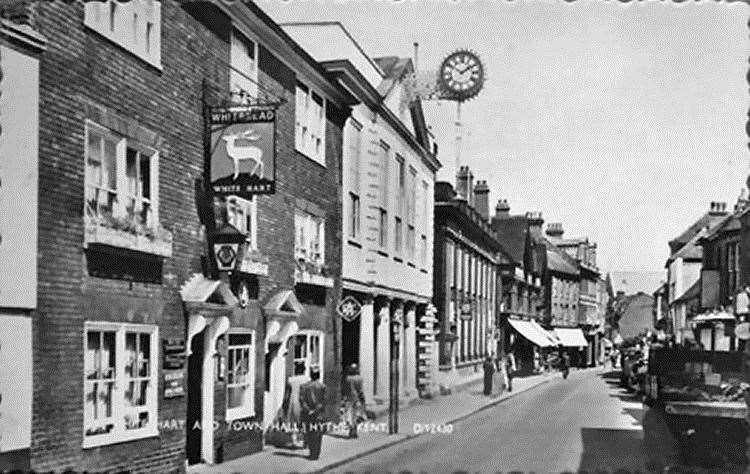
xmin=709 ymin=201 xmax=728 ymax=215
xmin=473 ymin=180 xmax=490 ymax=221
xmin=525 ymin=211 xmax=544 ymax=239
xmin=495 ymin=199 xmax=510 ymax=219
xmin=545 ymin=222 xmax=564 ymax=238
xmin=736 ymin=189 xmax=748 ymax=213
xmin=455 ymin=166 xmax=474 ymax=205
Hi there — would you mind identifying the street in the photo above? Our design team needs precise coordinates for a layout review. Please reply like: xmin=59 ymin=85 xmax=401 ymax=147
xmin=330 ymin=369 xmax=679 ymax=473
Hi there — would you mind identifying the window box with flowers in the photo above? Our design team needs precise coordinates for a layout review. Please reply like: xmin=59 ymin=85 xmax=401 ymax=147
xmin=239 ymin=248 xmax=269 ymax=276
xmin=294 ymin=210 xmax=333 ymax=288
xmin=83 ymin=121 xmax=173 ymax=258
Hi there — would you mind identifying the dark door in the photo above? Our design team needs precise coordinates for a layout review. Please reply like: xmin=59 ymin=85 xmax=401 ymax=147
xmin=186 ymin=332 xmax=204 ymax=465
xmin=341 ymin=318 xmax=360 ymax=377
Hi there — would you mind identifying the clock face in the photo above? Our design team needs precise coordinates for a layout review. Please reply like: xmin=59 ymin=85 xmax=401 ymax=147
xmin=439 ymin=50 xmax=484 ymax=100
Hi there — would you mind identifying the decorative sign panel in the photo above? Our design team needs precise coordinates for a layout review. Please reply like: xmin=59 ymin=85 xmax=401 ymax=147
xmin=208 ymin=105 xmax=276 ymax=198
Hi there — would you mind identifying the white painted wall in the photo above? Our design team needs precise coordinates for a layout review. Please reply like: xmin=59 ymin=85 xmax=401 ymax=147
xmin=343 ymin=102 xmax=435 ymax=299
xmin=0 ymin=315 xmax=32 ymax=452
xmin=0 ymin=45 xmax=39 ymax=309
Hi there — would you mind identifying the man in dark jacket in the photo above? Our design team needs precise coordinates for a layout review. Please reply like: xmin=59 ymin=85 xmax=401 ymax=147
xmin=342 ymin=363 xmax=366 ymax=438
xmin=299 ymin=367 xmax=327 ymax=460
xmin=482 ymin=356 xmax=495 ymax=396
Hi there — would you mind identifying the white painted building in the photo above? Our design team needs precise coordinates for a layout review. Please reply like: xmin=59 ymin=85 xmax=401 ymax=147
xmin=0 ymin=18 xmax=45 ymax=470
xmin=665 ymin=202 xmax=728 ymax=342
xmin=282 ymin=22 xmax=442 ymax=403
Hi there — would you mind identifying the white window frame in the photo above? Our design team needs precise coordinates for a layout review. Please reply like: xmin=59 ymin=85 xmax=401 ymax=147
xmin=348 ymin=192 xmax=360 ymax=240
xmin=295 ymin=82 xmax=326 ymax=165
xmin=394 ymin=216 xmax=403 ymax=255
xmin=84 ymin=0 xmax=162 ymax=68
xmin=82 ymin=322 xmax=159 ymax=449
xmin=378 ymin=208 xmax=388 ymax=250
xmin=230 ymin=30 xmax=259 ymax=103
xmin=226 ymin=196 xmax=257 ymax=249
xmin=291 ymin=330 xmax=324 ymax=380
xmin=294 ymin=210 xmax=325 ymax=264
xmin=346 ymin=119 xmax=362 ymax=241
xmin=226 ymin=330 xmax=256 ymax=421
xmin=85 ymin=121 xmax=160 ymax=228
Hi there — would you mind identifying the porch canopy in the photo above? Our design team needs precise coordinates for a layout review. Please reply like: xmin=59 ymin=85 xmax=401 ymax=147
xmin=508 ymin=319 xmax=555 ymax=348
xmin=553 ymin=327 xmax=588 ymax=348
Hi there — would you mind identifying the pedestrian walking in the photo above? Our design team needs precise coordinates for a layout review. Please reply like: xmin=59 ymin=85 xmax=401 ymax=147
xmin=267 ymin=369 xmax=308 ymax=448
xmin=341 ymin=363 xmax=366 ymax=438
xmin=504 ymin=352 xmax=516 ymax=392
xmin=299 ymin=367 xmax=327 ymax=460
xmin=482 ymin=356 xmax=495 ymax=396
xmin=561 ymin=350 xmax=570 ymax=379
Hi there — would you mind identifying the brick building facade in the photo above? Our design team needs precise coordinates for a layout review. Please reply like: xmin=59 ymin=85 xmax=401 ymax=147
xmin=1 ymin=0 xmax=350 ymax=471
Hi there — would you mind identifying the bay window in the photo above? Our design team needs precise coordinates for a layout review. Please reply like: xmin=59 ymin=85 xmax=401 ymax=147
xmin=226 ymin=331 xmax=256 ymax=420
xmin=84 ymin=322 xmax=158 ymax=448
xmin=295 ymin=82 xmax=326 ymax=165
xmin=85 ymin=121 xmax=159 ymax=228
xmin=84 ymin=0 xmax=161 ymax=67
xmin=295 ymin=211 xmax=325 ymax=264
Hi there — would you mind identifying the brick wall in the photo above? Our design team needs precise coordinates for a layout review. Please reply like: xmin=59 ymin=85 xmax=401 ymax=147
xmin=30 ymin=0 xmax=346 ymax=470
xmin=32 ymin=1 xmax=227 ymax=470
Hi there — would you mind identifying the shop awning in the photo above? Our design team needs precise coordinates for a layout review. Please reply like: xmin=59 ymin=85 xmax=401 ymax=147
xmin=528 ymin=319 xmax=558 ymax=346
xmin=508 ymin=319 xmax=554 ymax=347
xmin=553 ymin=327 xmax=588 ymax=348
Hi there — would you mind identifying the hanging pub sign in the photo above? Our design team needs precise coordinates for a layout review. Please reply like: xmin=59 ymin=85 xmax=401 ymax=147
xmin=208 ymin=105 xmax=277 ymax=198
xmin=337 ymin=295 xmax=362 ymax=322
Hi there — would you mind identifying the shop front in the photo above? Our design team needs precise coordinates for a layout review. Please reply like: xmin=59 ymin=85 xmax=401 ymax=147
xmin=506 ymin=318 xmax=556 ymax=374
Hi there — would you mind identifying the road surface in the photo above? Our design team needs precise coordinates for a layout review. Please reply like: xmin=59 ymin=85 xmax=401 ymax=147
xmin=329 ymin=369 xmax=680 ymax=473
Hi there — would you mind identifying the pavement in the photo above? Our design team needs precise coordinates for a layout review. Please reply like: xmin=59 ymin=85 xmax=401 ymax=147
xmin=188 ymin=368 xmax=559 ymax=474
xmin=328 ymin=368 xmax=683 ymax=473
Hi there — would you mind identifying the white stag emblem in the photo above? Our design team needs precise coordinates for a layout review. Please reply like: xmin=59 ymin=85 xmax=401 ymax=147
xmin=222 ymin=128 xmax=264 ymax=180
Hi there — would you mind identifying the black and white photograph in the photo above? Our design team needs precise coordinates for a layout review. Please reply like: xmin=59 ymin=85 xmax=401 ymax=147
xmin=1 ymin=0 xmax=749 ymax=472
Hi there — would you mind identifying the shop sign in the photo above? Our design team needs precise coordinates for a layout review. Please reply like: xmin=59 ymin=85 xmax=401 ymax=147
xmin=164 ymin=370 xmax=185 ymax=399
xmin=337 ymin=296 xmax=362 ymax=322
xmin=208 ymin=105 xmax=277 ymax=198
xmin=163 ymin=338 xmax=186 ymax=370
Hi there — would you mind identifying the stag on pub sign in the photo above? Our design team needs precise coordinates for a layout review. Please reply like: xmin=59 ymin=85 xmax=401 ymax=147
xmin=209 ymin=105 xmax=276 ymax=197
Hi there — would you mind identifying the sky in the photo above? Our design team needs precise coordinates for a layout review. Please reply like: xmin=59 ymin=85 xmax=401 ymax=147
xmin=259 ymin=0 xmax=750 ymax=274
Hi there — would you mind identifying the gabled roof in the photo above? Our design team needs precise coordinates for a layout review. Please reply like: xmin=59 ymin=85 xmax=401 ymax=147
xmin=667 ymin=229 xmax=706 ymax=265
xmin=490 ymin=215 xmax=528 ymax=266
xmin=373 ymin=56 xmax=412 ymax=97
xmin=700 ymin=213 xmax=741 ymax=243
xmin=672 ymin=279 xmax=700 ymax=306
xmin=180 ymin=273 xmax=238 ymax=306
xmin=546 ymin=245 xmax=580 ymax=277
xmin=264 ymin=290 xmax=304 ymax=316
xmin=609 ymin=271 xmax=665 ymax=296
xmin=668 ymin=210 xmax=727 ymax=256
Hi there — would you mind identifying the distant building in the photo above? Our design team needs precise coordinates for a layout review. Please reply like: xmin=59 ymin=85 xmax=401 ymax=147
xmin=665 ymin=202 xmax=729 ymax=342
xmin=615 ymin=293 xmax=656 ymax=340
xmin=610 ymin=271 xmax=665 ymax=297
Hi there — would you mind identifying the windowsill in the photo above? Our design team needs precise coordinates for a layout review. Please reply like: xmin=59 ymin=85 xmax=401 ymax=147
xmin=295 ymin=149 xmax=327 ymax=168
xmin=84 ymin=218 xmax=173 ymax=258
xmin=347 ymin=239 xmax=362 ymax=249
xmin=84 ymin=25 xmax=163 ymax=72
xmin=226 ymin=408 xmax=256 ymax=422
xmin=82 ymin=427 xmax=159 ymax=449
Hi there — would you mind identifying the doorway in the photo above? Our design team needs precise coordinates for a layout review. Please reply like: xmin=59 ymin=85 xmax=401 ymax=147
xmin=342 ymin=317 xmax=360 ymax=376
xmin=186 ymin=331 xmax=204 ymax=465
